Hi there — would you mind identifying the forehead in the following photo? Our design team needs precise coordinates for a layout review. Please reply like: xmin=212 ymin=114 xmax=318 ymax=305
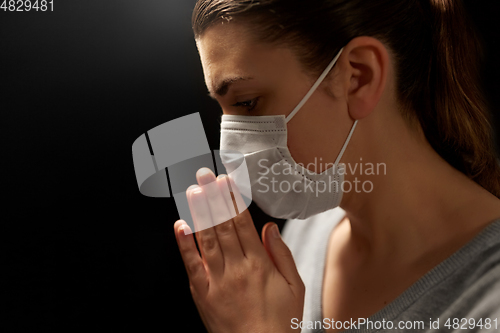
xmin=195 ymin=22 xmax=298 ymax=95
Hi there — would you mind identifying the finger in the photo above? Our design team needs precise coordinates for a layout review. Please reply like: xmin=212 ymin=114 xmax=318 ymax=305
xmin=174 ymin=220 xmax=208 ymax=296
xmin=217 ymin=174 xmax=237 ymax=218
xmin=212 ymin=174 xmax=245 ymax=263
xmin=226 ymin=174 xmax=269 ymax=260
xmin=186 ymin=184 xmax=209 ymax=235
xmin=226 ymin=172 xmax=248 ymax=215
xmin=196 ymin=168 xmax=245 ymax=265
xmin=196 ymin=168 xmax=232 ymax=227
xmin=263 ymin=222 xmax=304 ymax=294
xmin=187 ymin=185 xmax=224 ymax=279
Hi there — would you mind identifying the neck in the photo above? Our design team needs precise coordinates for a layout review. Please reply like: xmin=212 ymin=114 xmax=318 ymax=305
xmin=339 ymin=113 xmax=500 ymax=266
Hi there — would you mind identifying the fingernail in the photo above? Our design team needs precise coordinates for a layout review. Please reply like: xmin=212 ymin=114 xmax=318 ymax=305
xmin=272 ymin=224 xmax=281 ymax=239
xmin=186 ymin=184 xmax=199 ymax=193
xmin=178 ymin=221 xmax=192 ymax=236
xmin=182 ymin=223 xmax=192 ymax=236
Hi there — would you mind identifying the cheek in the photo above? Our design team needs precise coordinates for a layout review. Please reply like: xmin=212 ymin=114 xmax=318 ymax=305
xmin=285 ymin=95 xmax=348 ymax=173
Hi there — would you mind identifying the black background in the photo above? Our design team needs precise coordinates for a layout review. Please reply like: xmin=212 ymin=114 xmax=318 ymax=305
xmin=2 ymin=1 xmax=499 ymax=331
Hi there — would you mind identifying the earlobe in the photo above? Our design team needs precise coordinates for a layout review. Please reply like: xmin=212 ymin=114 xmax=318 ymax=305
xmin=344 ymin=37 xmax=388 ymax=120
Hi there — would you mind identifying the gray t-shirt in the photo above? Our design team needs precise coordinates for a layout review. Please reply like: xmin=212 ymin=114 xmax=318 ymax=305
xmin=281 ymin=207 xmax=500 ymax=333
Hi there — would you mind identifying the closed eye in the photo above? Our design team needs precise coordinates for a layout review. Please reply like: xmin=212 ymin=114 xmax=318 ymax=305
xmin=231 ymin=97 xmax=260 ymax=112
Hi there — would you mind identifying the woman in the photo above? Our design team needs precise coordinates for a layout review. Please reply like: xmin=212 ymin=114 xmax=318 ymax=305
xmin=174 ymin=0 xmax=500 ymax=332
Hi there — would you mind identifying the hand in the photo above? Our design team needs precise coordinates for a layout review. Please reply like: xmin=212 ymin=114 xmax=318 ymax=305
xmin=174 ymin=168 xmax=305 ymax=333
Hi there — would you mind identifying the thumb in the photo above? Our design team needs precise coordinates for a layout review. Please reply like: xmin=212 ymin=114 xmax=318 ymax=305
xmin=262 ymin=222 xmax=304 ymax=289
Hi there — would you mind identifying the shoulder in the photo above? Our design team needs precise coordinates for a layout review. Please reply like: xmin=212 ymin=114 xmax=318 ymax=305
xmin=441 ymin=260 xmax=500 ymax=331
xmin=429 ymin=229 xmax=500 ymax=328
xmin=458 ymin=243 xmax=500 ymax=314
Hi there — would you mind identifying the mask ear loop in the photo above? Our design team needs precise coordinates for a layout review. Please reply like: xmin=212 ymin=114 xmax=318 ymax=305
xmin=285 ymin=47 xmax=344 ymax=124
xmin=334 ymin=119 xmax=358 ymax=166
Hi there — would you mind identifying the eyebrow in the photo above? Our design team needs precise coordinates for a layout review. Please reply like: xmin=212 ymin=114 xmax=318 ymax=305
xmin=208 ymin=76 xmax=254 ymax=99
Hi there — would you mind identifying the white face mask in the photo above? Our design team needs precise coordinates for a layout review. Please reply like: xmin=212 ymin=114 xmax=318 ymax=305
xmin=220 ymin=47 xmax=358 ymax=220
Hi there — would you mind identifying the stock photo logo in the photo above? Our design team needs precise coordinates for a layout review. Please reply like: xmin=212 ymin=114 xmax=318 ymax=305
xmin=131 ymin=112 xmax=252 ymax=234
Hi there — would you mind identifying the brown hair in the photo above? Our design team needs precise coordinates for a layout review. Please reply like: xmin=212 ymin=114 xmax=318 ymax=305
xmin=192 ymin=0 xmax=500 ymax=198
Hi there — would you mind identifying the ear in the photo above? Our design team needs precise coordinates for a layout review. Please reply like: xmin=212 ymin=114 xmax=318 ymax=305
xmin=340 ymin=37 xmax=389 ymax=120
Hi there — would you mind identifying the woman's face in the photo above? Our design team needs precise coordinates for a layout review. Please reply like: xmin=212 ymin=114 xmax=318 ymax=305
xmin=196 ymin=22 xmax=355 ymax=172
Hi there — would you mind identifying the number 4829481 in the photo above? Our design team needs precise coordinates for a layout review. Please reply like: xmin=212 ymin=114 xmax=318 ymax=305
xmin=1 ymin=0 xmax=54 ymax=11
